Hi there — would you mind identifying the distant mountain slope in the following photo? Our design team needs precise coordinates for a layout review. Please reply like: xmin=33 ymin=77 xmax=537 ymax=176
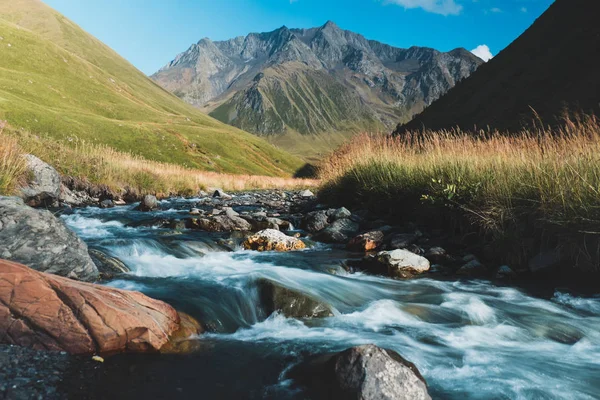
xmin=0 ymin=0 xmax=303 ymax=176
xmin=152 ymin=22 xmax=482 ymax=145
xmin=395 ymin=0 xmax=599 ymax=133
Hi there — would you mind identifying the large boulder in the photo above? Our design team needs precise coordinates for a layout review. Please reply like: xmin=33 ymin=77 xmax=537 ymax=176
xmin=20 ymin=155 xmax=61 ymax=207
xmin=0 ymin=196 xmax=98 ymax=281
xmin=313 ymin=219 xmax=360 ymax=244
xmin=0 ymin=260 xmax=180 ymax=354
xmin=373 ymin=249 xmax=430 ymax=278
xmin=258 ymin=279 xmax=333 ymax=319
xmin=243 ymin=229 xmax=306 ymax=252
xmin=288 ymin=344 xmax=431 ymax=400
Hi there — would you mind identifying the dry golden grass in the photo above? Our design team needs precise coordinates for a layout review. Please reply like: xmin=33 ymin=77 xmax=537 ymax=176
xmin=0 ymin=121 xmax=27 ymax=194
xmin=320 ymin=114 xmax=600 ymax=234
xmin=0 ymin=125 xmax=317 ymax=197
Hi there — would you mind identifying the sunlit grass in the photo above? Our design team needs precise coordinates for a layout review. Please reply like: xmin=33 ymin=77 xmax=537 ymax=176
xmin=0 ymin=125 xmax=317 ymax=197
xmin=319 ymin=115 xmax=600 ymax=257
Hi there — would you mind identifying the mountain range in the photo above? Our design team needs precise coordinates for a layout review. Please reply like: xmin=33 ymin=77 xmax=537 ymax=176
xmin=0 ymin=0 xmax=302 ymax=176
xmin=395 ymin=0 xmax=599 ymax=134
xmin=152 ymin=22 xmax=483 ymax=157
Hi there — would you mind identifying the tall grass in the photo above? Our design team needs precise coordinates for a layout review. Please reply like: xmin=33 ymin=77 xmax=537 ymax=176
xmin=0 ymin=121 xmax=27 ymax=194
xmin=0 ymin=126 xmax=317 ymax=197
xmin=319 ymin=115 xmax=600 ymax=269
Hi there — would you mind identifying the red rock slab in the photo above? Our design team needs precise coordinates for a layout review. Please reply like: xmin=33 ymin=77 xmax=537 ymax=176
xmin=0 ymin=259 xmax=180 ymax=355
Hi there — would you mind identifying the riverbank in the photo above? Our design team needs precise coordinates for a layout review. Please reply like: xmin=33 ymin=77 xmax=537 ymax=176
xmin=319 ymin=115 xmax=600 ymax=277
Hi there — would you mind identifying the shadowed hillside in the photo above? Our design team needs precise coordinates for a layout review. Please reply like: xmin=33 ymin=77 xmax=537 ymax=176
xmin=0 ymin=0 xmax=303 ymax=176
xmin=395 ymin=0 xmax=599 ymax=133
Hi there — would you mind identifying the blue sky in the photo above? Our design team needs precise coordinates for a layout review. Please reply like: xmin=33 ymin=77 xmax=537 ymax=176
xmin=44 ymin=0 xmax=554 ymax=75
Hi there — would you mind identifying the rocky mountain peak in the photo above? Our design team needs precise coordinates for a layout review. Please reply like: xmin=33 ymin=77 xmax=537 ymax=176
xmin=152 ymin=23 xmax=484 ymax=146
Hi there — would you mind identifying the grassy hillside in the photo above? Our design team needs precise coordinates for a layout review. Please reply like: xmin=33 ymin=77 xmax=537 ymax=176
xmin=0 ymin=0 xmax=303 ymax=176
xmin=0 ymin=123 xmax=316 ymax=197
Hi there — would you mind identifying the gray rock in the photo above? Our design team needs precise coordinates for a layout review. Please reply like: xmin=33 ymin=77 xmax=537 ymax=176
xmin=99 ymin=199 xmax=114 ymax=209
xmin=137 ymin=194 xmax=159 ymax=212
xmin=188 ymin=214 xmax=251 ymax=232
xmin=257 ymin=279 xmax=333 ymax=319
xmin=58 ymin=184 xmax=94 ymax=206
xmin=223 ymin=207 xmax=239 ymax=218
xmin=88 ymin=249 xmax=130 ymax=277
xmin=299 ymin=189 xmax=315 ymax=198
xmin=213 ymin=189 xmax=232 ymax=200
xmin=288 ymin=344 xmax=431 ymax=400
xmin=387 ymin=233 xmax=419 ymax=250
xmin=313 ymin=218 xmax=360 ymax=244
xmin=20 ymin=155 xmax=61 ymax=207
xmin=331 ymin=207 xmax=351 ymax=221
xmin=189 ymin=208 xmax=202 ymax=215
xmin=457 ymin=259 xmax=487 ymax=276
xmin=304 ymin=210 xmax=330 ymax=233
xmin=375 ymin=249 xmax=430 ymax=278
xmin=425 ymin=246 xmax=448 ymax=264
xmin=0 ymin=196 xmax=99 ymax=281
xmin=496 ymin=265 xmax=517 ymax=279
xmin=243 ymin=229 xmax=306 ymax=252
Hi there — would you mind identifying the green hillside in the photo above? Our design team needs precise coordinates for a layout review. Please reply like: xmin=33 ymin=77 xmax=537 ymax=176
xmin=0 ymin=0 xmax=303 ymax=176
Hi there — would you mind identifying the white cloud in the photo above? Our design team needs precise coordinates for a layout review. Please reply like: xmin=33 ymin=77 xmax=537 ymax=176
xmin=384 ymin=0 xmax=463 ymax=16
xmin=490 ymin=7 xmax=502 ymax=13
xmin=471 ymin=44 xmax=493 ymax=61
xmin=520 ymin=7 xmax=527 ymax=12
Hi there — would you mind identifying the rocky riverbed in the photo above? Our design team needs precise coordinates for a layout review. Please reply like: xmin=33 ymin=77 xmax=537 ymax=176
xmin=1 ymin=187 xmax=600 ymax=399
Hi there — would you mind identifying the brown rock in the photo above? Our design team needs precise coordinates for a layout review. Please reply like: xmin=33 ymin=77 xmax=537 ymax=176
xmin=0 ymin=259 xmax=179 ymax=355
xmin=347 ymin=231 xmax=384 ymax=252
xmin=243 ymin=229 xmax=306 ymax=252
xmin=160 ymin=312 xmax=204 ymax=354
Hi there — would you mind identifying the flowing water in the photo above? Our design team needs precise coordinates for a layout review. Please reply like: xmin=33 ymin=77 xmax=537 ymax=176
xmin=61 ymin=198 xmax=600 ymax=399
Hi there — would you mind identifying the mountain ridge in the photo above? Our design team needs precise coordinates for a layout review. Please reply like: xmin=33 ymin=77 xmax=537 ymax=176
xmin=152 ymin=21 xmax=483 ymax=156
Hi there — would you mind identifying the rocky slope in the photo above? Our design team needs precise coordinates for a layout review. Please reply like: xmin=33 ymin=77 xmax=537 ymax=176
xmin=152 ymin=22 xmax=482 ymax=146
xmin=395 ymin=0 xmax=599 ymax=133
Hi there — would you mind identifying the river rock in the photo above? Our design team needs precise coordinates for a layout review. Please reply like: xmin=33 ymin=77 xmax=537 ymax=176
xmin=189 ymin=215 xmax=252 ymax=232
xmin=304 ymin=210 xmax=330 ymax=233
xmin=88 ymin=249 xmax=130 ymax=278
xmin=257 ymin=279 xmax=333 ymax=319
xmin=99 ymin=199 xmax=114 ymax=209
xmin=243 ymin=229 xmax=306 ymax=252
xmin=496 ymin=265 xmax=517 ymax=279
xmin=313 ymin=218 xmax=360 ymax=244
xmin=299 ymin=189 xmax=315 ymax=198
xmin=136 ymin=195 xmax=159 ymax=212
xmin=20 ymin=155 xmax=61 ymax=207
xmin=347 ymin=231 xmax=385 ymax=252
xmin=387 ymin=233 xmax=420 ymax=250
xmin=288 ymin=344 xmax=431 ymax=400
xmin=0 ymin=259 xmax=180 ymax=354
xmin=374 ymin=249 xmax=430 ymax=278
xmin=0 ymin=196 xmax=98 ymax=281
xmin=331 ymin=207 xmax=351 ymax=221
xmin=425 ymin=246 xmax=448 ymax=264
xmin=213 ymin=189 xmax=232 ymax=200
xmin=59 ymin=183 xmax=94 ymax=207
xmin=456 ymin=259 xmax=487 ymax=276
xmin=160 ymin=312 xmax=204 ymax=354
